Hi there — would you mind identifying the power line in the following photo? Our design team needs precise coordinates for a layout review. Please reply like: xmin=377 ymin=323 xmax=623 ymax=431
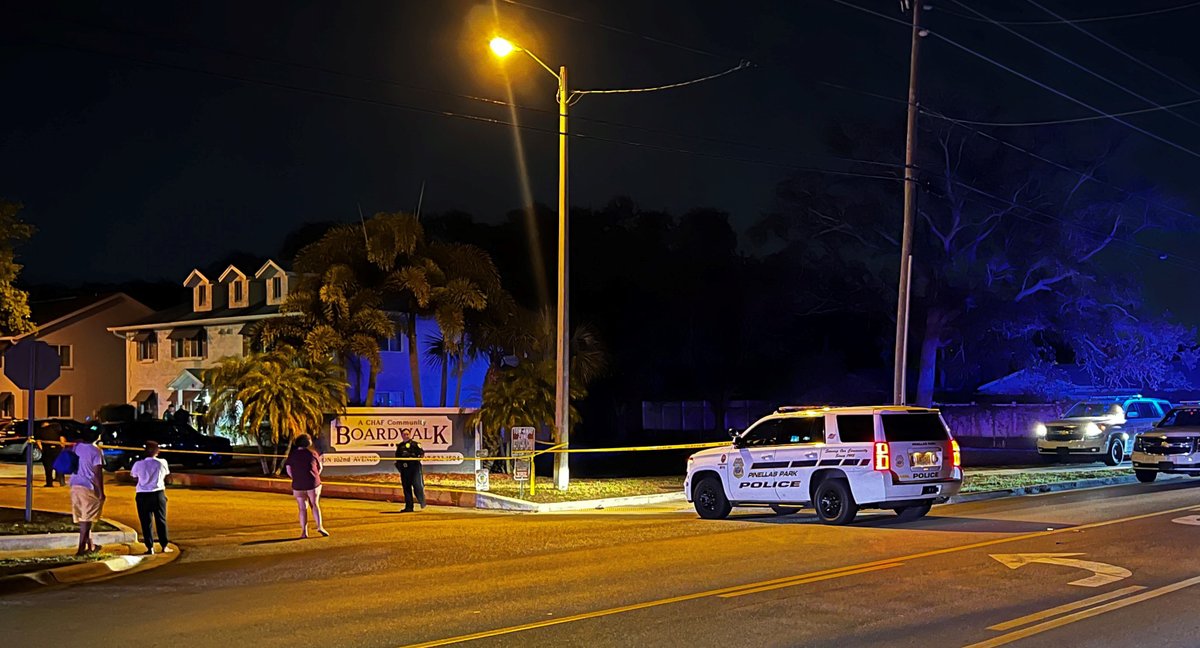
xmin=924 ymin=98 xmax=1200 ymax=127
xmin=573 ymin=60 xmax=753 ymax=96
xmin=826 ymin=0 xmax=1200 ymax=160
xmin=944 ymin=0 xmax=1200 ymax=132
xmin=28 ymin=38 xmax=903 ymax=184
xmin=936 ymin=1 xmax=1200 ymax=26
xmin=1023 ymin=0 xmax=1200 ymax=102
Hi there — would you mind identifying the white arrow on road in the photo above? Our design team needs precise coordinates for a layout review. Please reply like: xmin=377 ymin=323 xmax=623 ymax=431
xmin=1172 ymin=515 xmax=1200 ymax=526
xmin=990 ymin=553 xmax=1132 ymax=588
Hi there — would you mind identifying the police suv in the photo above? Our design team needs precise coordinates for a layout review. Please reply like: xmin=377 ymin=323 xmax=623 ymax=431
xmin=1034 ymin=395 xmax=1171 ymax=466
xmin=685 ymin=406 xmax=962 ymax=525
xmin=1131 ymin=403 xmax=1200 ymax=483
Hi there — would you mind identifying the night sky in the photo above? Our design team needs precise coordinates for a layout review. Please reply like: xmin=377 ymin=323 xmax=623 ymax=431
xmin=4 ymin=0 xmax=1200 ymax=303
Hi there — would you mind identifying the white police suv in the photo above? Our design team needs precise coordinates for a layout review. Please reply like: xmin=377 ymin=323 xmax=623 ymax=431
xmin=1131 ymin=403 xmax=1200 ymax=483
xmin=685 ymin=406 xmax=963 ymax=525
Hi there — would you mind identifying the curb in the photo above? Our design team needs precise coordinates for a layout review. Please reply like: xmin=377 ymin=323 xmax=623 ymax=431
xmin=0 ymin=515 xmax=138 ymax=552
xmin=0 ymin=542 xmax=181 ymax=596
xmin=947 ymin=473 xmax=1172 ymax=504
xmin=169 ymin=473 xmax=684 ymax=513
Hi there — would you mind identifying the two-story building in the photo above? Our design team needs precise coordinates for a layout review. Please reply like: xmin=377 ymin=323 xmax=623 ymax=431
xmin=108 ymin=260 xmax=292 ymax=418
xmin=109 ymin=259 xmax=489 ymax=426
xmin=0 ymin=293 xmax=153 ymax=420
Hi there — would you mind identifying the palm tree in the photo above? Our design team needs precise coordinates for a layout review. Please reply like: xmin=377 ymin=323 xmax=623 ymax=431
xmin=258 ymin=232 xmax=395 ymax=405
xmin=205 ymin=346 xmax=347 ymax=474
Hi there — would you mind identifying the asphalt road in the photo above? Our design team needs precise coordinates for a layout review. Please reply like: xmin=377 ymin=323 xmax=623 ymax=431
xmin=3 ymin=473 xmax=1200 ymax=647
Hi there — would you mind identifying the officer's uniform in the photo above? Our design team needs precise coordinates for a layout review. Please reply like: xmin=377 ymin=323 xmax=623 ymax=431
xmin=394 ymin=439 xmax=426 ymax=510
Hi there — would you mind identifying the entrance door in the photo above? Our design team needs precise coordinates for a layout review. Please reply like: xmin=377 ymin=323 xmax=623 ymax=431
xmin=728 ymin=418 xmax=788 ymax=503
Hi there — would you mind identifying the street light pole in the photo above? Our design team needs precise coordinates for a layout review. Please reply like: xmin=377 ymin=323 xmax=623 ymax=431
xmin=893 ymin=0 xmax=922 ymax=406
xmin=554 ymin=65 xmax=571 ymax=490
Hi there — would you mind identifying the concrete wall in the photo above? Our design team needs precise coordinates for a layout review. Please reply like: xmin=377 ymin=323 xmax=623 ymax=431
xmin=0 ymin=296 xmax=152 ymax=420
xmin=938 ymin=402 xmax=1063 ymax=448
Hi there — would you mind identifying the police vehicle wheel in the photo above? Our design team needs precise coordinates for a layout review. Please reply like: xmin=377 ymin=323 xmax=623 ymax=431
xmin=1103 ymin=440 xmax=1123 ymax=466
xmin=693 ymin=477 xmax=731 ymax=520
xmin=894 ymin=502 xmax=932 ymax=521
xmin=770 ymin=504 xmax=800 ymax=516
xmin=814 ymin=479 xmax=858 ymax=525
xmin=1135 ymin=469 xmax=1157 ymax=483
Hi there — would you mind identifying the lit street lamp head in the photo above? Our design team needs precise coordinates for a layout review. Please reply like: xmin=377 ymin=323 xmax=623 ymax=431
xmin=489 ymin=36 xmax=515 ymax=58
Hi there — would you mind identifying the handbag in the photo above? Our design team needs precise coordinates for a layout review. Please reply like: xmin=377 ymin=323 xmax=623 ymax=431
xmin=52 ymin=447 xmax=79 ymax=475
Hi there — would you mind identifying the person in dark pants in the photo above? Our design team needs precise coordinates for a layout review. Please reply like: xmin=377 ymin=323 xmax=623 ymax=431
xmin=34 ymin=422 xmax=67 ymax=487
xmin=394 ymin=430 xmax=426 ymax=511
xmin=130 ymin=441 xmax=171 ymax=554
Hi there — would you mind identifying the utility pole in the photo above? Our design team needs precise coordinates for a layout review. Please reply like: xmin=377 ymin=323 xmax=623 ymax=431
xmin=893 ymin=1 xmax=923 ymax=406
xmin=554 ymin=65 xmax=571 ymax=490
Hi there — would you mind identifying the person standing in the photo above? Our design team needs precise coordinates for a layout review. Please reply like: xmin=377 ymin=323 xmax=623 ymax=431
xmin=284 ymin=434 xmax=327 ymax=538
xmin=34 ymin=421 xmax=67 ymax=487
xmin=130 ymin=441 xmax=171 ymax=554
xmin=163 ymin=404 xmax=175 ymax=421
xmin=394 ymin=430 xmax=426 ymax=512
xmin=69 ymin=427 xmax=105 ymax=556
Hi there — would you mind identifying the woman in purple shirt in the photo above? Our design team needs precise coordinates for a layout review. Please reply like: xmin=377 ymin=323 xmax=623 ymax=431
xmin=284 ymin=434 xmax=328 ymax=538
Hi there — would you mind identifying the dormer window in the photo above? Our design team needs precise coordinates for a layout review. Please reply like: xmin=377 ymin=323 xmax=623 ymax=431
xmin=184 ymin=269 xmax=214 ymax=313
xmin=255 ymin=259 xmax=291 ymax=306
xmin=219 ymin=265 xmax=250 ymax=309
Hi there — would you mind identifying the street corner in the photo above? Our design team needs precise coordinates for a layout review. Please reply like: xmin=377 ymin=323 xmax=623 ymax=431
xmin=0 ymin=541 xmax=181 ymax=596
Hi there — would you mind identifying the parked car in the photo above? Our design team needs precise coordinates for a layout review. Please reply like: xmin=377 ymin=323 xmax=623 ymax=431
xmin=1034 ymin=395 xmax=1171 ymax=466
xmin=0 ymin=419 xmax=95 ymax=462
xmin=99 ymin=420 xmax=232 ymax=471
xmin=1131 ymin=403 xmax=1200 ymax=482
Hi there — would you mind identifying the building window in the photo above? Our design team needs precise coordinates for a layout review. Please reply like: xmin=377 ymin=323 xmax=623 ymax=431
xmin=271 ymin=276 xmax=283 ymax=301
xmin=383 ymin=336 xmax=403 ymax=352
xmin=47 ymin=395 xmax=72 ymax=418
xmin=50 ymin=345 xmax=72 ymax=368
xmin=234 ymin=280 xmax=244 ymax=303
xmin=137 ymin=336 xmax=158 ymax=362
xmin=171 ymin=332 xmax=208 ymax=359
xmin=198 ymin=285 xmax=208 ymax=307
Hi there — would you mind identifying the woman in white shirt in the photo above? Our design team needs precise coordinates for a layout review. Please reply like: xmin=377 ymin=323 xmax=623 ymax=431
xmin=129 ymin=441 xmax=171 ymax=554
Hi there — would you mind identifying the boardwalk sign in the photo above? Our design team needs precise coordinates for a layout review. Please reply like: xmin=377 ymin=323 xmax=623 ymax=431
xmin=329 ymin=412 xmax=453 ymax=451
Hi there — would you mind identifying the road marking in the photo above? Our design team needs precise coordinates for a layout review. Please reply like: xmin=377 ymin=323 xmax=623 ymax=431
xmin=1172 ymin=514 xmax=1200 ymax=525
xmin=718 ymin=563 xmax=903 ymax=598
xmin=401 ymin=501 xmax=1200 ymax=648
xmin=990 ymin=553 xmax=1131 ymax=587
xmin=965 ymin=575 xmax=1200 ymax=648
xmin=986 ymin=585 xmax=1146 ymax=631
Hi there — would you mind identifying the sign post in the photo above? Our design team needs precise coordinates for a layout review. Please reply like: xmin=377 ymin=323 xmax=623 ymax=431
xmin=512 ymin=426 xmax=535 ymax=497
xmin=3 ymin=340 xmax=62 ymax=522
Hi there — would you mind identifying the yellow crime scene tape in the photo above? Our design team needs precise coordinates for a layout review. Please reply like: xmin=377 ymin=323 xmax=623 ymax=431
xmin=30 ymin=439 xmax=730 ymax=462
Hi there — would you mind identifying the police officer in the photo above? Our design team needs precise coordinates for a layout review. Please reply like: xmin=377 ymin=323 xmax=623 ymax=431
xmin=394 ymin=430 xmax=426 ymax=511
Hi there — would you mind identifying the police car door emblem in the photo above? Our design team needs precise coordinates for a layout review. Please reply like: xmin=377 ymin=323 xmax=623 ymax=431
xmin=732 ymin=457 xmax=744 ymax=478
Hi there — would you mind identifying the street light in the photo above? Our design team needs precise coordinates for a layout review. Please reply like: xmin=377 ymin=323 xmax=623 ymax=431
xmin=490 ymin=36 xmax=573 ymax=491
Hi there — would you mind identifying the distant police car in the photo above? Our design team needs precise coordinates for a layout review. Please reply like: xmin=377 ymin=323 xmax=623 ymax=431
xmin=1035 ymin=395 xmax=1170 ymax=466
xmin=1131 ymin=403 xmax=1200 ymax=483
xmin=685 ymin=406 xmax=963 ymax=525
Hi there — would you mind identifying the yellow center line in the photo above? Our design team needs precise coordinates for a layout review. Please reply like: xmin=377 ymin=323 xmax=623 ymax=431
xmin=987 ymin=585 xmax=1146 ymax=631
xmin=401 ymin=502 xmax=1200 ymax=648
xmin=966 ymin=575 xmax=1200 ymax=648
xmin=719 ymin=563 xmax=904 ymax=598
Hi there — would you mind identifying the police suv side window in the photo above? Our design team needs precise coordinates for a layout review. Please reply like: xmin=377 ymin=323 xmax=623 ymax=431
xmin=741 ymin=419 xmax=784 ymax=447
xmin=778 ymin=417 xmax=824 ymax=445
xmin=836 ymin=415 xmax=875 ymax=443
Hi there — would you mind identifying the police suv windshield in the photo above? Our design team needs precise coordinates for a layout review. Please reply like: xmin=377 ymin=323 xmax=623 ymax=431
xmin=1159 ymin=408 xmax=1200 ymax=428
xmin=1064 ymin=403 xmax=1122 ymax=418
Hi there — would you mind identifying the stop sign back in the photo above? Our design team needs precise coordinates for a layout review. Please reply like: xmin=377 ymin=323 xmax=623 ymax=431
xmin=3 ymin=340 xmax=61 ymax=391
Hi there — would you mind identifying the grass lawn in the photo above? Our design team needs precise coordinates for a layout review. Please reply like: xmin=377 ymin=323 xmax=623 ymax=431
xmin=0 ymin=507 xmax=117 ymax=536
xmin=961 ymin=469 xmax=1133 ymax=493
xmin=336 ymin=467 xmax=1135 ymax=503
xmin=338 ymin=472 xmax=684 ymax=503
xmin=0 ymin=552 xmax=115 ymax=577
